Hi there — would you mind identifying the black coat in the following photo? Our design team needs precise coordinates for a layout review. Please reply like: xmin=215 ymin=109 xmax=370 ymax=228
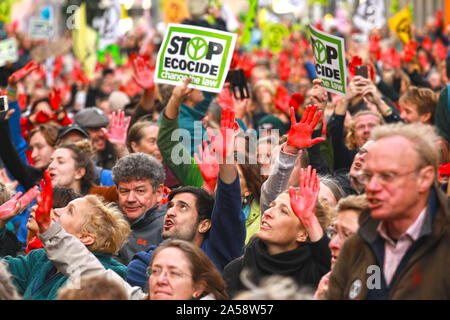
xmin=223 ymin=235 xmax=331 ymax=298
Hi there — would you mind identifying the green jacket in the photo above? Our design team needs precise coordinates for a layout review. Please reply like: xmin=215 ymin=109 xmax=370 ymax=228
xmin=244 ymin=198 xmax=261 ymax=245
xmin=157 ymin=113 xmax=204 ymax=187
xmin=3 ymin=248 xmax=127 ymax=300
xmin=326 ymin=185 xmax=450 ymax=300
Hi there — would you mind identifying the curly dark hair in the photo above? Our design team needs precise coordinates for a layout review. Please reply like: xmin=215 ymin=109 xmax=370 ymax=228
xmin=112 ymin=153 xmax=165 ymax=190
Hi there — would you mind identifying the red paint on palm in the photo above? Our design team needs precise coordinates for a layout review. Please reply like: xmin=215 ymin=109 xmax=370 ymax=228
xmin=286 ymin=105 xmax=325 ymax=149
xmin=274 ymin=85 xmax=290 ymax=114
xmin=35 ymin=110 xmax=53 ymax=123
xmin=435 ymin=38 xmax=447 ymax=60
xmin=0 ymin=192 xmax=22 ymax=217
xmin=422 ymin=37 xmax=433 ymax=51
xmin=289 ymin=165 xmax=319 ymax=228
xmin=216 ymin=88 xmax=234 ymax=110
xmin=102 ymin=110 xmax=130 ymax=145
xmin=194 ymin=140 xmax=219 ymax=183
xmin=133 ymin=56 xmax=155 ymax=90
xmin=402 ymin=40 xmax=418 ymax=63
xmin=49 ymin=87 xmax=61 ymax=111
xmin=8 ymin=60 xmax=38 ymax=84
xmin=35 ymin=171 xmax=53 ymax=230
xmin=289 ymin=93 xmax=304 ymax=112
xmin=53 ymin=55 xmax=63 ymax=80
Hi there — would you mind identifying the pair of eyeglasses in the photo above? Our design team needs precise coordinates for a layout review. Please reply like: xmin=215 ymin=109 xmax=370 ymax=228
xmin=356 ymin=168 xmax=420 ymax=186
xmin=326 ymin=226 xmax=353 ymax=240
xmin=146 ymin=267 xmax=192 ymax=280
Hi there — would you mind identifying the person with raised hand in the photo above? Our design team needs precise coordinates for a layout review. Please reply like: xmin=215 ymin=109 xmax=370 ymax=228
xmin=0 ymin=186 xmax=39 ymax=222
xmin=132 ymin=56 xmax=155 ymax=90
xmin=223 ymin=164 xmax=331 ymax=298
xmin=1 ymin=185 xmax=130 ymax=299
xmin=0 ymin=184 xmax=40 ymax=257
xmin=193 ymin=140 xmax=219 ymax=194
xmin=128 ymin=56 xmax=159 ymax=129
xmin=156 ymin=77 xmax=204 ymax=188
xmin=260 ymin=104 xmax=326 ymax=215
xmin=101 ymin=109 xmax=131 ymax=159
xmin=25 ymin=108 xmax=246 ymax=297
xmin=289 ymin=166 xmax=324 ymax=242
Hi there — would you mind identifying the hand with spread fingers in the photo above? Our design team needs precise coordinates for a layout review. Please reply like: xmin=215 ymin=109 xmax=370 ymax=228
xmin=49 ymin=87 xmax=62 ymax=112
xmin=286 ymin=105 xmax=326 ymax=153
xmin=194 ymin=140 xmax=219 ymax=193
xmin=8 ymin=60 xmax=39 ymax=87
xmin=133 ymin=56 xmax=155 ymax=90
xmin=102 ymin=110 xmax=130 ymax=146
xmin=0 ymin=185 xmax=39 ymax=227
xmin=208 ymin=108 xmax=239 ymax=162
xmin=35 ymin=171 xmax=53 ymax=233
xmin=289 ymin=165 xmax=323 ymax=241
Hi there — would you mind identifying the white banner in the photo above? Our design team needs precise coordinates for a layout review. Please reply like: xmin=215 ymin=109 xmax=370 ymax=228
xmin=29 ymin=17 xmax=53 ymax=40
xmin=353 ymin=0 xmax=386 ymax=35
xmin=92 ymin=0 xmax=122 ymax=51
xmin=0 ymin=38 xmax=19 ymax=67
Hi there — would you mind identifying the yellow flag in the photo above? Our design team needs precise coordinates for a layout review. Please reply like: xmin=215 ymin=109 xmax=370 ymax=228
xmin=72 ymin=3 xmax=97 ymax=80
xmin=388 ymin=7 xmax=411 ymax=43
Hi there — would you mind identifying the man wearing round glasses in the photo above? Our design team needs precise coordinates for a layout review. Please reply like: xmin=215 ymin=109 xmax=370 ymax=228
xmin=326 ymin=122 xmax=450 ymax=299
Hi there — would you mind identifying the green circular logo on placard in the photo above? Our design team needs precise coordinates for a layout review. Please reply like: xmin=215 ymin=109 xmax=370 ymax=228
xmin=187 ymin=37 xmax=208 ymax=60
xmin=313 ymin=39 xmax=327 ymax=64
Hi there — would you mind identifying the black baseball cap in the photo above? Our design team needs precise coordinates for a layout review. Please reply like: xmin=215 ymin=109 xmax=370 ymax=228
xmin=56 ymin=124 xmax=90 ymax=144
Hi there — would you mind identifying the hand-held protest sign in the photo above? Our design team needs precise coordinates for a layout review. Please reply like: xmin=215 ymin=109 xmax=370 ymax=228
xmin=309 ymin=25 xmax=347 ymax=97
xmin=154 ymin=23 xmax=237 ymax=93
xmin=0 ymin=37 xmax=18 ymax=67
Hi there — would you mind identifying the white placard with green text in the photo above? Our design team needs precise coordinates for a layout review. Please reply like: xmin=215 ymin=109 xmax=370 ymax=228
xmin=154 ymin=23 xmax=237 ymax=93
xmin=309 ymin=25 xmax=347 ymax=97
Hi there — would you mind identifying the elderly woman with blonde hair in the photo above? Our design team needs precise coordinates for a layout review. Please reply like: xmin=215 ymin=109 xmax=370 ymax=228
xmin=1 ymin=181 xmax=131 ymax=300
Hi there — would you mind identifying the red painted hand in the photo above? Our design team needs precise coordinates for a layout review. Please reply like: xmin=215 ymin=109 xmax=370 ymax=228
xmin=286 ymin=105 xmax=325 ymax=149
xmin=34 ymin=110 xmax=54 ymax=124
xmin=18 ymin=185 xmax=40 ymax=208
xmin=8 ymin=60 xmax=38 ymax=86
xmin=49 ymin=87 xmax=61 ymax=111
xmin=35 ymin=171 xmax=53 ymax=232
xmin=0 ymin=185 xmax=39 ymax=222
xmin=289 ymin=165 xmax=319 ymax=229
xmin=0 ymin=192 xmax=22 ymax=219
xmin=209 ymin=108 xmax=239 ymax=160
xmin=133 ymin=56 xmax=155 ymax=90
xmin=194 ymin=141 xmax=219 ymax=193
xmin=102 ymin=110 xmax=130 ymax=145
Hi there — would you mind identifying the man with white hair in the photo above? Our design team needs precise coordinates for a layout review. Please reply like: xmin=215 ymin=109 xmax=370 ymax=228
xmin=326 ymin=123 xmax=450 ymax=299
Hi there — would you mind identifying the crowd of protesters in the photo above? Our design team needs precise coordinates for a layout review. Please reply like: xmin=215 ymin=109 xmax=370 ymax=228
xmin=0 ymin=1 xmax=449 ymax=301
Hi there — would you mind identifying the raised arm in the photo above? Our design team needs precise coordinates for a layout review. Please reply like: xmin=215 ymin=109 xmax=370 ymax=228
xmin=202 ymin=108 xmax=246 ymax=271
xmin=157 ymin=78 xmax=203 ymax=187
xmin=102 ymin=110 xmax=130 ymax=159
xmin=39 ymin=222 xmax=145 ymax=300
xmin=32 ymin=179 xmax=146 ymax=300
xmin=0 ymin=113 xmax=42 ymax=191
xmin=289 ymin=165 xmax=331 ymax=278
xmin=260 ymin=105 xmax=325 ymax=213
xmin=6 ymin=61 xmax=39 ymax=163
xmin=358 ymin=77 xmax=403 ymax=123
